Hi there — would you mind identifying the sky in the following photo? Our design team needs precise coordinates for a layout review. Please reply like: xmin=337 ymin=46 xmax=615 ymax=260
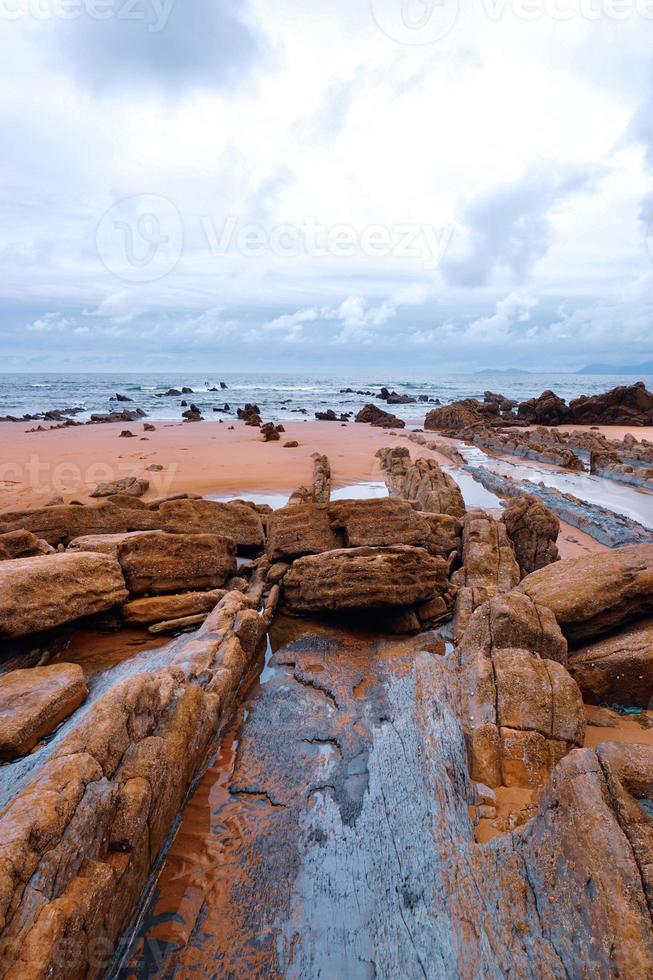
xmin=1 ymin=0 xmax=652 ymax=373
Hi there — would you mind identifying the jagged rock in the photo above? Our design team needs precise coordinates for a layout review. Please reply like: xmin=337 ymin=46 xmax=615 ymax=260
xmin=284 ymin=545 xmax=448 ymax=613
xmin=501 ymin=493 xmax=560 ymax=577
xmin=453 ymin=509 xmax=521 ymax=641
xmin=470 ymin=427 xmax=584 ymax=470
xmin=517 ymin=389 xmax=569 ymax=425
xmin=459 ymin=590 xmax=568 ymax=666
xmin=519 ymin=544 xmax=653 ymax=642
xmin=355 ymin=404 xmax=405 ymax=428
xmin=237 ymin=404 xmax=262 ymax=426
xmin=0 ymin=552 xmax=128 ymax=638
xmin=122 ymin=589 xmax=229 ymax=626
xmin=288 ymin=454 xmax=331 ymax=505
xmin=90 ymin=477 xmax=149 ymax=499
xmin=569 ymin=619 xmax=653 ymax=707
xmin=116 ymin=531 xmax=237 ymax=596
xmin=424 ymin=399 xmax=492 ymax=433
xmin=0 ymin=529 xmax=52 ymax=560
xmin=158 ymin=498 xmax=265 ymax=555
xmin=376 ymin=446 xmax=465 ymax=518
xmin=261 ymin=422 xmax=282 ymax=442
xmin=590 ymin=449 xmax=653 ymax=490
xmin=569 ymin=381 xmax=653 ymax=425
xmin=267 ymin=504 xmax=341 ymax=562
xmin=0 ymin=664 xmax=88 ymax=760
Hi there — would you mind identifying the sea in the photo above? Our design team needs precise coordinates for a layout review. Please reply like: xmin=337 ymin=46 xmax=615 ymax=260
xmin=0 ymin=372 xmax=651 ymax=426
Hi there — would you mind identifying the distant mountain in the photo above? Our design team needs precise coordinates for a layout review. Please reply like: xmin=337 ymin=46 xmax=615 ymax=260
xmin=475 ymin=367 xmax=531 ymax=376
xmin=577 ymin=361 xmax=653 ymax=375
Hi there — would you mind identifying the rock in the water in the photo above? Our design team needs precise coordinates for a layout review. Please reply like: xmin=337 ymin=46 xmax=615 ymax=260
xmin=284 ymin=545 xmax=448 ymax=613
xmin=90 ymin=477 xmax=149 ymax=499
xmin=0 ymin=663 xmax=88 ymax=760
xmin=569 ymin=619 xmax=653 ymax=707
xmin=355 ymin=404 xmax=405 ymax=428
xmin=122 ymin=589 xmax=229 ymax=625
xmin=519 ymin=544 xmax=653 ymax=641
xmin=501 ymin=492 xmax=560 ymax=577
xmin=0 ymin=552 xmax=128 ymax=638
xmin=569 ymin=380 xmax=653 ymax=425
xmin=116 ymin=531 xmax=237 ymax=596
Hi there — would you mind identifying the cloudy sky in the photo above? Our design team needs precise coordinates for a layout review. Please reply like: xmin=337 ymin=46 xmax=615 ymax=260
xmin=1 ymin=0 xmax=652 ymax=372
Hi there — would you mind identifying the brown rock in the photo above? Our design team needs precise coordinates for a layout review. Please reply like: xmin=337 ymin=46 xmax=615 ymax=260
xmin=329 ymin=497 xmax=461 ymax=559
xmin=501 ymin=492 xmax=560 ymax=577
xmin=117 ymin=531 xmax=236 ymax=596
xmin=266 ymin=504 xmax=341 ymax=562
xmin=517 ymin=389 xmax=570 ymax=425
xmin=0 ymin=502 xmax=164 ymax=546
xmin=459 ymin=591 xmax=568 ymax=666
xmin=123 ymin=589 xmax=228 ymax=626
xmin=284 ymin=545 xmax=448 ymax=613
xmin=159 ymin=498 xmax=265 ymax=555
xmin=90 ymin=476 xmax=149 ymax=498
xmin=424 ymin=399 xmax=494 ymax=433
xmin=569 ymin=619 xmax=653 ymax=707
xmin=0 ymin=552 xmax=128 ymax=638
xmin=569 ymin=381 xmax=653 ymax=426
xmin=376 ymin=447 xmax=465 ymax=518
xmin=0 ymin=664 xmax=88 ymax=760
xmin=355 ymin=404 xmax=405 ymax=428
xmin=0 ymin=529 xmax=52 ymax=560
xmin=519 ymin=544 xmax=653 ymax=642
xmin=68 ymin=530 xmax=157 ymax=558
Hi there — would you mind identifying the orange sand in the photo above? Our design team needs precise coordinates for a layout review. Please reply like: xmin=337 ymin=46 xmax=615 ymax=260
xmin=583 ymin=705 xmax=653 ymax=749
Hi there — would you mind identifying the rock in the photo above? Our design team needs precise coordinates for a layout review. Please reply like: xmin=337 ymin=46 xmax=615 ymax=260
xmin=238 ymin=404 xmax=262 ymax=426
xmin=501 ymin=493 xmax=560 ymax=577
xmin=376 ymin=446 xmax=465 ymax=518
xmin=0 ymin=664 xmax=88 ymax=760
xmin=586 ymin=706 xmax=621 ymax=727
xmin=261 ymin=422 xmax=283 ymax=442
xmin=284 ymin=545 xmax=448 ymax=613
xmin=148 ymin=613 xmax=210 ymax=635
xmin=569 ymin=619 xmax=653 ymax=707
xmin=0 ymin=552 xmax=128 ymax=638
xmin=424 ymin=399 xmax=491 ymax=433
xmin=144 ymin=423 xmax=156 ymax=432
xmin=288 ymin=454 xmax=331 ymax=505
xmin=68 ymin=531 xmax=158 ymax=557
xmin=329 ymin=497 xmax=461 ymax=560
xmin=355 ymin=404 xmax=405 ymax=428
xmin=146 ymin=463 xmax=163 ymax=472
xmin=119 ymin=430 xmax=135 ymax=438
xmin=569 ymin=381 xmax=653 ymax=426
xmin=116 ymin=531 xmax=237 ymax=596
xmin=470 ymin=426 xmax=584 ymax=470
xmin=459 ymin=591 xmax=568 ymax=666
xmin=90 ymin=476 xmax=149 ymax=499
xmin=123 ymin=589 xmax=228 ymax=625
xmin=519 ymin=544 xmax=653 ymax=642
xmin=283 ymin=441 xmax=299 ymax=448
xmin=158 ymin=498 xmax=265 ymax=555
xmin=517 ymin=389 xmax=570 ymax=425
xmin=267 ymin=504 xmax=341 ymax=562
xmin=453 ymin=509 xmax=521 ymax=641
xmin=0 ymin=502 xmax=165 ymax=546
xmin=590 ymin=449 xmax=653 ymax=491
xmin=113 ymin=393 xmax=132 ymax=402
xmin=0 ymin=529 xmax=52 ymax=560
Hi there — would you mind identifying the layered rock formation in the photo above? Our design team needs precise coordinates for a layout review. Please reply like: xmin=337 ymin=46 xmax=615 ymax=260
xmin=0 ymin=553 xmax=128 ymax=638
xmin=501 ymin=492 xmax=560 ymax=577
xmin=519 ymin=544 xmax=653 ymax=641
xmin=376 ymin=446 xmax=465 ymax=517
xmin=355 ymin=403 xmax=405 ymax=428
xmin=267 ymin=504 xmax=340 ymax=563
xmin=0 ymin=664 xmax=88 ymax=761
xmin=0 ymin=530 xmax=52 ymax=560
xmin=470 ymin=426 xmax=584 ymax=469
xmin=569 ymin=619 xmax=653 ymax=707
xmin=116 ymin=531 xmax=237 ymax=596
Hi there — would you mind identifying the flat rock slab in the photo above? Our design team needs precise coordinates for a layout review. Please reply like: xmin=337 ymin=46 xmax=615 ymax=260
xmin=123 ymin=589 xmax=228 ymax=625
xmin=0 ymin=552 xmax=128 ymax=638
xmin=569 ymin=618 xmax=653 ymax=706
xmin=116 ymin=531 xmax=237 ymax=596
xmin=0 ymin=663 xmax=88 ymax=760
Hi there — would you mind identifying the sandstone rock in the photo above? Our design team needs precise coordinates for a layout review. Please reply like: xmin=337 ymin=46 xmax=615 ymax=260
xmin=0 ymin=529 xmax=52 ymax=560
xmin=0 ymin=552 xmax=128 ymax=638
xmin=459 ymin=591 xmax=568 ymax=666
xmin=517 ymin=389 xmax=569 ymax=425
xmin=355 ymin=404 xmax=405 ymax=428
xmin=117 ymin=531 xmax=236 ymax=596
xmin=0 ymin=502 xmax=164 ymax=546
xmin=158 ymin=498 xmax=264 ymax=555
xmin=569 ymin=380 xmax=653 ymax=425
xmin=0 ymin=664 xmax=88 ymax=760
xmin=501 ymin=492 xmax=560 ymax=577
xmin=90 ymin=477 xmax=149 ymax=499
xmin=123 ymin=589 xmax=229 ymax=626
xmin=261 ymin=422 xmax=282 ymax=442
xmin=569 ymin=619 xmax=653 ymax=707
xmin=424 ymin=399 xmax=493 ymax=433
xmin=266 ymin=504 xmax=340 ymax=562
xmin=377 ymin=446 xmax=465 ymax=518
xmin=68 ymin=530 xmax=157 ymax=558
xmin=586 ymin=706 xmax=621 ymax=726
xmin=284 ymin=545 xmax=448 ymax=613
xmin=519 ymin=544 xmax=653 ymax=641
xmin=288 ymin=454 xmax=331 ymax=505
xmin=329 ymin=497 xmax=461 ymax=559
xmin=471 ymin=427 xmax=584 ymax=470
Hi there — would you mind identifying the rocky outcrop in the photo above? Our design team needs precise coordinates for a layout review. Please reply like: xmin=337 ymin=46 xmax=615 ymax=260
xmin=329 ymin=497 xmax=461 ymax=561
xmin=517 ymin=389 xmax=569 ymax=425
xmin=123 ymin=589 xmax=228 ymax=626
xmin=0 ymin=502 xmax=164 ymax=547
xmin=0 ymin=591 xmax=269 ymax=980
xmin=90 ymin=477 xmax=149 ymax=499
xmin=590 ymin=449 xmax=653 ymax=490
xmin=568 ymin=619 xmax=653 ymax=707
xmin=470 ymin=426 xmax=584 ymax=470
xmin=0 ymin=553 xmax=128 ymax=638
xmin=355 ymin=404 xmax=405 ymax=428
xmin=0 ymin=530 xmax=52 ymax=560
xmin=284 ymin=545 xmax=448 ymax=614
xmin=452 ymin=509 xmax=521 ymax=640
xmin=266 ymin=504 xmax=341 ymax=563
xmin=288 ymin=453 xmax=331 ymax=505
xmin=68 ymin=530 xmax=157 ymax=557
xmin=0 ymin=664 xmax=88 ymax=761
xmin=158 ymin=498 xmax=265 ymax=555
xmin=501 ymin=492 xmax=560 ymax=577
xmin=569 ymin=380 xmax=653 ymax=425
xmin=376 ymin=446 xmax=465 ymax=518
xmin=424 ymin=399 xmax=491 ymax=433
xmin=519 ymin=544 xmax=653 ymax=642
xmin=116 ymin=531 xmax=237 ymax=596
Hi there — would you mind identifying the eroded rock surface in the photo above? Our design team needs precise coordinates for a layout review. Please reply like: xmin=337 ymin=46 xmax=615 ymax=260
xmin=123 ymin=589 xmax=228 ymax=626
xmin=0 ymin=664 xmax=88 ymax=760
xmin=501 ymin=492 xmax=560 ymax=577
xmin=569 ymin=618 xmax=653 ymax=707
xmin=116 ymin=531 xmax=237 ymax=596
xmin=355 ymin=404 xmax=405 ymax=428
xmin=377 ymin=446 xmax=465 ymax=518
xmin=158 ymin=498 xmax=265 ymax=554
xmin=0 ymin=530 xmax=52 ymax=560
